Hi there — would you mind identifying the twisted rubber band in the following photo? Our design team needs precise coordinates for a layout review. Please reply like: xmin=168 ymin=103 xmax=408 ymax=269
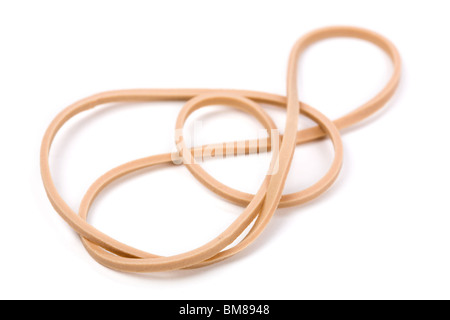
xmin=40 ymin=26 xmax=401 ymax=272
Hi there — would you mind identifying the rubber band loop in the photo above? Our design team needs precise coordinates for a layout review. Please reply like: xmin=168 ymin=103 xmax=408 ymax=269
xmin=40 ymin=26 xmax=400 ymax=272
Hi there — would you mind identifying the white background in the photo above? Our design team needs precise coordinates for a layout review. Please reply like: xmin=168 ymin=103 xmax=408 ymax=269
xmin=1 ymin=1 xmax=449 ymax=300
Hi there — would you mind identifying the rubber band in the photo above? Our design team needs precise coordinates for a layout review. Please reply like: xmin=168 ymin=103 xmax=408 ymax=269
xmin=40 ymin=26 xmax=401 ymax=272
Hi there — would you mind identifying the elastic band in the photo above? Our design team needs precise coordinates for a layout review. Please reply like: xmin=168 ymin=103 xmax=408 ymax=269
xmin=40 ymin=26 xmax=400 ymax=272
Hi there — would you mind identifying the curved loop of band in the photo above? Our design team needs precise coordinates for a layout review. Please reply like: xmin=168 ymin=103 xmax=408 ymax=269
xmin=40 ymin=26 xmax=400 ymax=272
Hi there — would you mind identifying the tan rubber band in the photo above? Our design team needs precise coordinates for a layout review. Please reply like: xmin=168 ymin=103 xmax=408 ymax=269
xmin=40 ymin=26 xmax=401 ymax=272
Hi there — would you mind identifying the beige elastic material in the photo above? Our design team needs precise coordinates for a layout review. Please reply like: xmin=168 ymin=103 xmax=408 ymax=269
xmin=40 ymin=26 xmax=401 ymax=272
